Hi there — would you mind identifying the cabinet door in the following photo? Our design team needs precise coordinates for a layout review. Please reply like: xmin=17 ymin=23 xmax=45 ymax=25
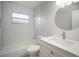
xmin=40 ymin=45 xmax=63 ymax=57
xmin=39 ymin=49 xmax=49 ymax=57
xmin=39 ymin=40 xmax=62 ymax=57
xmin=40 ymin=47 xmax=55 ymax=57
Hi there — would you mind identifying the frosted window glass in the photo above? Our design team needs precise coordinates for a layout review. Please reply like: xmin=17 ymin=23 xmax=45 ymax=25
xmin=12 ymin=12 xmax=29 ymax=19
xmin=12 ymin=12 xmax=29 ymax=23
xmin=13 ymin=18 xmax=28 ymax=23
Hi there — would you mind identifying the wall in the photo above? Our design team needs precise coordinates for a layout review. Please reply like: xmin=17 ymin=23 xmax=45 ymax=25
xmin=34 ymin=1 xmax=79 ymax=42
xmin=66 ymin=9 xmax=79 ymax=41
xmin=0 ymin=1 xmax=2 ymax=50
xmin=0 ymin=1 xmax=34 ymax=56
xmin=64 ymin=3 xmax=79 ymax=42
xmin=34 ymin=1 xmax=62 ymax=37
xmin=72 ymin=9 xmax=79 ymax=29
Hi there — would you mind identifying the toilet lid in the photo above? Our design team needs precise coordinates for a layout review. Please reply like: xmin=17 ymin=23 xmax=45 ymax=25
xmin=27 ymin=45 xmax=40 ymax=52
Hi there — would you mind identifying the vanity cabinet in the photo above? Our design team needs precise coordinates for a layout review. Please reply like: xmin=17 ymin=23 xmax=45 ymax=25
xmin=39 ymin=39 xmax=77 ymax=57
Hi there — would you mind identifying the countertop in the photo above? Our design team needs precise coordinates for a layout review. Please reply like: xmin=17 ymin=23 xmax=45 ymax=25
xmin=39 ymin=36 xmax=79 ymax=56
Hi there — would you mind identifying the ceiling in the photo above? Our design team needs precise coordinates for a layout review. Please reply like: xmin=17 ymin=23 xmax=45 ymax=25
xmin=11 ymin=1 xmax=43 ymax=9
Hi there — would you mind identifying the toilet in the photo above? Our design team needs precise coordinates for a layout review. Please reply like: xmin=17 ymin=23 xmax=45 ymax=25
xmin=26 ymin=45 xmax=40 ymax=57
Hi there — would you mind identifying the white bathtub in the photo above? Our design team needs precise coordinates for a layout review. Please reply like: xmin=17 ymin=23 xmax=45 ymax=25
xmin=0 ymin=41 xmax=34 ymax=57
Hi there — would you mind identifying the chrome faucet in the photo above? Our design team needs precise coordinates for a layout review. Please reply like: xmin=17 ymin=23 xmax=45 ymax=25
xmin=62 ymin=31 xmax=65 ymax=40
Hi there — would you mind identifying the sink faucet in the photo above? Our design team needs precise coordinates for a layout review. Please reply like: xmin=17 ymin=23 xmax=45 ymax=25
xmin=62 ymin=31 xmax=65 ymax=40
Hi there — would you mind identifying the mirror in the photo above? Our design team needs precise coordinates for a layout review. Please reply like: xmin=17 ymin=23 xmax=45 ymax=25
xmin=55 ymin=2 xmax=79 ymax=30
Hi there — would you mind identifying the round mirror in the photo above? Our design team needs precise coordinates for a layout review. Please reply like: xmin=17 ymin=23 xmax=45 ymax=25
xmin=55 ymin=2 xmax=79 ymax=30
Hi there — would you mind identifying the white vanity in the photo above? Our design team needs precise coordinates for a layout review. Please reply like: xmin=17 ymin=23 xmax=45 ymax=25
xmin=38 ymin=36 xmax=79 ymax=57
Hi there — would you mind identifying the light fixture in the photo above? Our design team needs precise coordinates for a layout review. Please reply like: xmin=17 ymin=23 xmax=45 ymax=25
xmin=73 ymin=0 xmax=78 ymax=3
xmin=56 ymin=1 xmax=66 ymax=8
xmin=56 ymin=1 xmax=61 ymax=5
xmin=66 ymin=1 xmax=72 ymax=6
xmin=56 ymin=0 xmax=74 ymax=8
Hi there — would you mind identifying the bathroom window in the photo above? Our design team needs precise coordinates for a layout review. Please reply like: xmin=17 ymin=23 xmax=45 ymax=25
xmin=12 ymin=12 xmax=29 ymax=24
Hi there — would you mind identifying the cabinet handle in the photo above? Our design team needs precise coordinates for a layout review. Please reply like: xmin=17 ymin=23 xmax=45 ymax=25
xmin=50 ymin=51 xmax=53 ymax=55
xmin=37 ymin=43 xmax=39 ymax=45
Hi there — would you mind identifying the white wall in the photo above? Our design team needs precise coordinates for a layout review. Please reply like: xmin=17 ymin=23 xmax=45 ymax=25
xmin=0 ymin=1 xmax=2 ymax=50
xmin=34 ymin=1 xmax=79 ymax=42
xmin=0 ymin=1 xmax=34 ymax=56
xmin=66 ymin=9 xmax=79 ymax=42
xmin=72 ymin=9 xmax=79 ymax=29
xmin=34 ymin=1 xmax=62 ymax=37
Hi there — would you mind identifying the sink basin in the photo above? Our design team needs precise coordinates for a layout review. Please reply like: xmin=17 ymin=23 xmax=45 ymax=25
xmin=48 ymin=37 xmax=74 ymax=48
xmin=41 ymin=36 xmax=74 ymax=48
